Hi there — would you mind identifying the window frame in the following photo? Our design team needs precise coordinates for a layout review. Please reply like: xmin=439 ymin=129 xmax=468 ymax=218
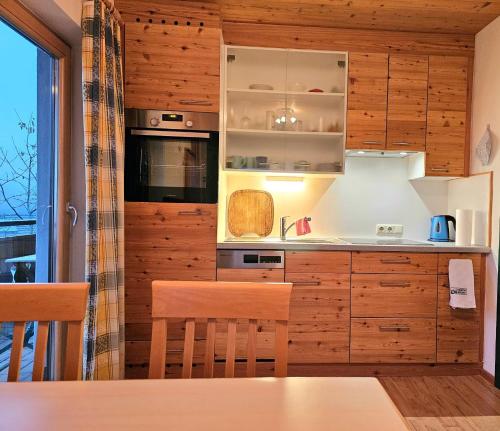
xmin=0 ymin=0 xmax=72 ymax=282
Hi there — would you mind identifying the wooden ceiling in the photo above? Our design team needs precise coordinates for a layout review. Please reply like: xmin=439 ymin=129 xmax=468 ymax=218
xmin=186 ymin=0 xmax=500 ymax=34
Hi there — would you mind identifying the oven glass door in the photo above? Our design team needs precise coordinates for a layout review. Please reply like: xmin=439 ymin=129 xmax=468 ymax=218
xmin=125 ymin=129 xmax=218 ymax=203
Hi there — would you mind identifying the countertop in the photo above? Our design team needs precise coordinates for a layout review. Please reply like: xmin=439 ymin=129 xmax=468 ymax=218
xmin=218 ymin=238 xmax=491 ymax=253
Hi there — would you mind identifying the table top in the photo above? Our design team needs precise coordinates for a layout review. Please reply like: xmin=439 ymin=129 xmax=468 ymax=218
xmin=0 ymin=377 xmax=408 ymax=431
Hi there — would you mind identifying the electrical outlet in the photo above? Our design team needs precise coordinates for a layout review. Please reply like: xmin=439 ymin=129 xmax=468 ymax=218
xmin=376 ymin=224 xmax=404 ymax=236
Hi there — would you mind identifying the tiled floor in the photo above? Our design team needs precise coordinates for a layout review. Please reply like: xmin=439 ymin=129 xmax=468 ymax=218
xmin=380 ymin=375 xmax=500 ymax=431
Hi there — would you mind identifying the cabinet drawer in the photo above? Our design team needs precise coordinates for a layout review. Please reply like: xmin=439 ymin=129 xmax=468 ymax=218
xmin=437 ymin=275 xmax=481 ymax=363
xmin=352 ymin=252 xmax=437 ymax=274
xmin=351 ymin=318 xmax=436 ymax=363
xmin=437 ymin=253 xmax=482 ymax=275
xmin=351 ymin=274 xmax=437 ymax=318
xmin=216 ymin=268 xmax=284 ymax=282
xmin=286 ymin=251 xmax=351 ymax=273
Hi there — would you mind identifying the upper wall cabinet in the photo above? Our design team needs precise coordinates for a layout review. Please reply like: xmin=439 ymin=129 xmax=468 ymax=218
xmin=124 ymin=23 xmax=220 ymax=112
xmin=426 ymin=56 xmax=469 ymax=177
xmin=346 ymin=53 xmax=388 ymax=150
xmin=222 ymin=46 xmax=348 ymax=175
xmin=386 ymin=55 xmax=428 ymax=152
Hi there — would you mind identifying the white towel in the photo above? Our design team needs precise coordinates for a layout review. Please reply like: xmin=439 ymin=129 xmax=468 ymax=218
xmin=448 ymin=259 xmax=476 ymax=309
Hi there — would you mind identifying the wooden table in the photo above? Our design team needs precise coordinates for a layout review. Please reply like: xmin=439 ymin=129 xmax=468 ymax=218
xmin=0 ymin=377 xmax=408 ymax=430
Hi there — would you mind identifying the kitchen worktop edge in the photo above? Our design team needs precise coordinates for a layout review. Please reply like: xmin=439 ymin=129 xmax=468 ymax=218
xmin=217 ymin=242 xmax=491 ymax=253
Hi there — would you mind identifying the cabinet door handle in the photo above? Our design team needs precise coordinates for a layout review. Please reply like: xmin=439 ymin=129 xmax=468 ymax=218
xmin=379 ymin=325 xmax=410 ymax=332
xmin=392 ymin=142 xmax=411 ymax=146
xmin=179 ymin=99 xmax=212 ymax=106
xmin=379 ymin=258 xmax=411 ymax=264
xmin=430 ymin=167 xmax=449 ymax=172
xmin=292 ymin=281 xmax=321 ymax=286
xmin=362 ymin=140 xmax=382 ymax=145
xmin=178 ymin=209 xmax=203 ymax=216
xmin=379 ymin=281 xmax=411 ymax=288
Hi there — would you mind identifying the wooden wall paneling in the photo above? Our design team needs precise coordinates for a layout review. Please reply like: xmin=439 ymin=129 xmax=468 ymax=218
xmin=215 ymin=1 xmax=500 ymax=35
xmin=222 ymin=23 xmax=475 ymax=57
xmin=116 ymin=0 xmax=221 ymax=28
xmin=386 ymin=55 xmax=428 ymax=151
xmin=346 ymin=52 xmax=389 ymax=150
xmin=124 ymin=23 xmax=220 ymax=111
xmin=426 ymin=56 xmax=469 ymax=177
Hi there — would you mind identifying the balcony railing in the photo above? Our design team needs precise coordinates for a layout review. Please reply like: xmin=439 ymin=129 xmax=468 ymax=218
xmin=0 ymin=218 xmax=37 ymax=381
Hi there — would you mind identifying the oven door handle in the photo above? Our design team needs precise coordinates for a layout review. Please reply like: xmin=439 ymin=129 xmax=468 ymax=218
xmin=130 ymin=129 xmax=211 ymax=139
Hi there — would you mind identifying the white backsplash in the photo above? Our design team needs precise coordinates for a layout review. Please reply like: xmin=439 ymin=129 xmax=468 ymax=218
xmin=220 ymin=157 xmax=449 ymax=241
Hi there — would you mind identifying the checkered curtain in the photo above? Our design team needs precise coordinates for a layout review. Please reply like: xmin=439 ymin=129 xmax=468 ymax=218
xmin=81 ymin=0 xmax=125 ymax=380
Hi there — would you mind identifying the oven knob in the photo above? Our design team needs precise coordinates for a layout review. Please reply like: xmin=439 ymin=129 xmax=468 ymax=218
xmin=150 ymin=117 xmax=160 ymax=127
xmin=185 ymin=120 xmax=193 ymax=128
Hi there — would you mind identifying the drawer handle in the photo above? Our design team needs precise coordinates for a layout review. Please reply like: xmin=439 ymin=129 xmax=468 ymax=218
xmin=379 ymin=325 xmax=410 ymax=332
xmin=292 ymin=281 xmax=321 ymax=286
xmin=379 ymin=281 xmax=411 ymax=288
xmin=362 ymin=140 xmax=382 ymax=145
xmin=392 ymin=142 xmax=411 ymax=146
xmin=379 ymin=258 xmax=411 ymax=264
xmin=178 ymin=209 xmax=203 ymax=216
xmin=179 ymin=99 xmax=213 ymax=106
xmin=430 ymin=167 xmax=449 ymax=172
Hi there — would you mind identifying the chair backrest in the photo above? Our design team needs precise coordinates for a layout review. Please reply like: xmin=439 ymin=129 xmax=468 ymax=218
xmin=149 ymin=280 xmax=292 ymax=379
xmin=0 ymin=283 xmax=89 ymax=382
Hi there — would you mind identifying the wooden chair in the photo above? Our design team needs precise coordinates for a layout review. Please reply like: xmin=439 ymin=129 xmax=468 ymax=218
xmin=0 ymin=283 xmax=89 ymax=382
xmin=148 ymin=280 xmax=292 ymax=379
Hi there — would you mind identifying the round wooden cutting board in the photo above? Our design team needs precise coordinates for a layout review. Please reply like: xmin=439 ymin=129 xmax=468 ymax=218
xmin=227 ymin=189 xmax=274 ymax=237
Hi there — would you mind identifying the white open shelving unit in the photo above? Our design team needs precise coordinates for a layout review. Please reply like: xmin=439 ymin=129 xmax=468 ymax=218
xmin=221 ymin=45 xmax=349 ymax=176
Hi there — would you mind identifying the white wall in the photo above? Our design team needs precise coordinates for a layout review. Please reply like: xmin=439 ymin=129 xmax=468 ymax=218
xmin=471 ymin=16 xmax=500 ymax=376
xmin=221 ymin=157 xmax=449 ymax=240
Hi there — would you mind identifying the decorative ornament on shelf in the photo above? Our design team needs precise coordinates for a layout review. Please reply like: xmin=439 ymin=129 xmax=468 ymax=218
xmin=475 ymin=124 xmax=492 ymax=166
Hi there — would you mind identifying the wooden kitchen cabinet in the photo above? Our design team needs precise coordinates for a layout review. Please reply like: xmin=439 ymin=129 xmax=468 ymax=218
xmin=351 ymin=318 xmax=436 ymax=363
xmin=346 ymin=52 xmax=389 ymax=150
xmin=351 ymin=274 xmax=437 ymax=318
xmin=351 ymin=252 xmax=438 ymax=274
xmin=216 ymin=266 xmax=285 ymax=364
xmin=436 ymin=253 xmax=483 ymax=363
xmin=124 ymin=23 xmax=220 ymax=112
xmin=386 ymin=55 xmax=428 ymax=151
xmin=286 ymin=273 xmax=350 ymax=363
xmin=124 ymin=202 xmax=217 ymax=378
xmin=285 ymin=251 xmax=351 ymax=364
xmin=426 ymin=56 xmax=469 ymax=177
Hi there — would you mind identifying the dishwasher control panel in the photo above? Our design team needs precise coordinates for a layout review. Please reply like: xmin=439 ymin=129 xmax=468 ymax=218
xmin=217 ymin=250 xmax=284 ymax=269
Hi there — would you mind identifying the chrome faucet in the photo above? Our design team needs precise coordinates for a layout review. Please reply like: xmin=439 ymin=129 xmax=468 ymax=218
xmin=280 ymin=216 xmax=311 ymax=241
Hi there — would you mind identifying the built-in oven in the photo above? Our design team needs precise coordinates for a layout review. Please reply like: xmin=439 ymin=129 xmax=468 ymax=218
xmin=125 ymin=109 xmax=219 ymax=203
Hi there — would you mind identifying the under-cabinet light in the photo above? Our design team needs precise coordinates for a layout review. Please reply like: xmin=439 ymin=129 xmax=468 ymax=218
xmin=264 ymin=176 xmax=305 ymax=192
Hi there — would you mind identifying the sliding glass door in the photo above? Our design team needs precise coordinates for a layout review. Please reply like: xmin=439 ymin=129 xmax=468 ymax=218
xmin=0 ymin=18 xmax=58 ymax=381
